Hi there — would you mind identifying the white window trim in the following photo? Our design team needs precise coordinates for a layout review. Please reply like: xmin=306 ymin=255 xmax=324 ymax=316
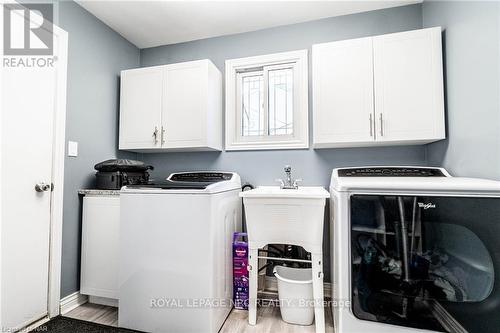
xmin=225 ymin=50 xmax=309 ymax=151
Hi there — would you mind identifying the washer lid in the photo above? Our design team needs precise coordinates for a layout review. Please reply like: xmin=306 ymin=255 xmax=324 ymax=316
xmin=330 ymin=166 xmax=500 ymax=194
xmin=121 ymin=171 xmax=242 ymax=194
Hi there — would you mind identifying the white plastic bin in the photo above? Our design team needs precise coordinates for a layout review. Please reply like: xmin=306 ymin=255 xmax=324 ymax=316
xmin=273 ymin=266 xmax=314 ymax=326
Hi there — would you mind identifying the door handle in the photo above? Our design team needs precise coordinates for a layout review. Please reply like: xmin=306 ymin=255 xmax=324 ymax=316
xmin=379 ymin=113 xmax=384 ymax=137
xmin=369 ymin=114 xmax=373 ymax=137
xmin=152 ymin=126 xmax=159 ymax=144
xmin=35 ymin=182 xmax=51 ymax=192
xmin=161 ymin=126 xmax=166 ymax=145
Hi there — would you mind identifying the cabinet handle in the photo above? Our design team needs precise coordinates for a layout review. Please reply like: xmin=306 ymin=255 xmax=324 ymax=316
xmin=152 ymin=126 xmax=159 ymax=144
xmin=379 ymin=113 xmax=384 ymax=137
xmin=161 ymin=126 xmax=166 ymax=145
xmin=369 ymin=114 xmax=373 ymax=137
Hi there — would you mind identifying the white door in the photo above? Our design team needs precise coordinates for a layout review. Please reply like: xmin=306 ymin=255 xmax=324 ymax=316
xmin=1 ymin=23 xmax=65 ymax=333
xmin=162 ymin=61 xmax=206 ymax=149
xmin=373 ymin=27 xmax=445 ymax=143
xmin=119 ymin=67 xmax=163 ymax=150
xmin=312 ymin=37 xmax=375 ymax=148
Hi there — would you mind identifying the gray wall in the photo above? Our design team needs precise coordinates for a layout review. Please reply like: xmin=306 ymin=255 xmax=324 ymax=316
xmin=139 ymin=4 xmax=427 ymax=282
xmin=423 ymin=1 xmax=500 ymax=179
xmin=59 ymin=1 xmax=140 ymax=297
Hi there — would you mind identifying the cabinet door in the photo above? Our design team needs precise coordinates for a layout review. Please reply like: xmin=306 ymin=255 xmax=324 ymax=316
xmin=80 ymin=196 xmax=120 ymax=299
xmin=119 ymin=67 xmax=163 ymax=149
xmin=373 ymin=27 xmax=445 ymax=143
xmin=312 ymin=37 xmax=375 ymax=148
xmin=162 ymin=61 xmax=206 ymax=148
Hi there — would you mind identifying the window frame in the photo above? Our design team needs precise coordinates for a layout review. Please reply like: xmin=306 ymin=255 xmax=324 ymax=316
xmin=225 ymin=50 xmax=309 ymax=151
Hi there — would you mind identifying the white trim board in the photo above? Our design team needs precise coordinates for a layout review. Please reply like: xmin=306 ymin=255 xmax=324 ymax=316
xmin=48 ymin=22 xmax=68 ymax=319
xmin=60 ymin=292 xmax=88 ymax=315
xmin=88 ymin=296 xmax=118 ymax=308
xmin=24 ymin=317 xmax=51 ymax=332
xmin=0 ymin=0 xmax=68 ymax=326
xmin=225 ymin=49 xmax=309 ymax=151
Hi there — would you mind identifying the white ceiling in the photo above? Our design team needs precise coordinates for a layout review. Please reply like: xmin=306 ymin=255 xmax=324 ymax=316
xmin=76 ymin=0 xmax=422 ymax=49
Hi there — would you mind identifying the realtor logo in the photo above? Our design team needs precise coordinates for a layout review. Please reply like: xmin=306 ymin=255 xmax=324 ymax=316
xmin=3 ymin=3 xmax=53 ymax=55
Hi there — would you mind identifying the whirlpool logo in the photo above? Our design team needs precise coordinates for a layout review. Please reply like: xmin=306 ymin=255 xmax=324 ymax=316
xmin=418 ymin=202 xmax=436 ymax=210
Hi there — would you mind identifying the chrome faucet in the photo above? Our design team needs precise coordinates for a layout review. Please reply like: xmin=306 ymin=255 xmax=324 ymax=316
xmin=276 ymin=165 xmax=302 ymax=189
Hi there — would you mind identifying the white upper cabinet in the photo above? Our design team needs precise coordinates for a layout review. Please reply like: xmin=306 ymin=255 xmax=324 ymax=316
xmin=119 ymin=59 xmax=222 ymax=152
xmin=373 ymin=28 xmax=445 ymax=144
xmin=312 ymin=37 xmax=374 ymax=148
xmin=120 ymin=67 xmax=163 ymax=149
xmin=312 ymin=27 xmax=445 ymax=148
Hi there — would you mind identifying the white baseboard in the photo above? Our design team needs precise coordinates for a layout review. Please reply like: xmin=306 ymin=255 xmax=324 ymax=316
xmin=88 ymin=296 xmax=118 ymax=307
xmin=24 ymin=316 xmax=50 ymax=333
xmin=60 ymin=292 xmax=88 ymax=315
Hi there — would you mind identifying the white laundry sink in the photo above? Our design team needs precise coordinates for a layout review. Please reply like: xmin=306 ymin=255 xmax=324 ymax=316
xmin=240 ymin=186 xmax=330 ymax=253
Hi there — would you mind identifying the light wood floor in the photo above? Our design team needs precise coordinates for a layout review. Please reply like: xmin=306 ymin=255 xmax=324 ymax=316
xmin=221 ymin=307 xmax=334 ymax=333
xmin=64 ymin=303 xmax=118 ymax=327
xmin=64 ymin=302 xmax=334 ymax=332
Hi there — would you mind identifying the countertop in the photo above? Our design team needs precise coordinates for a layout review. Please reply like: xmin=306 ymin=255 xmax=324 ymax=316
xmin=78 ymin=189 xmax=120 ymax=196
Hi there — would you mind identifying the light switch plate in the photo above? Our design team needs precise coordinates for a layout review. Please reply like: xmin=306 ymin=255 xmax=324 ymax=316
xmin=68 ymin=141 xmax=78 ymax=157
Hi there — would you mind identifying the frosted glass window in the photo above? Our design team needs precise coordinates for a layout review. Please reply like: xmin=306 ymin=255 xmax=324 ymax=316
xmin=226 ymin=49 xmax=308 ymax=150
xmin=241 ymin=74 xmax=264 ymax=136
xmin=240 ymin=67 xmax=294 ymax=137
xmin=268 ymin=68 xmax=293 ymax=135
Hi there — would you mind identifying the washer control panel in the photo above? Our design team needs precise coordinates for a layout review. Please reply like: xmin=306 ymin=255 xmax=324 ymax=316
xmin=169 ymin=172 xmax=233 ymax=182
xmin=338 ymin=167 xmax=446 ymax=177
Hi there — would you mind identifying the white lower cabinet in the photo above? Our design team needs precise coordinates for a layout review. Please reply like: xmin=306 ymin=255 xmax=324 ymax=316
xmin=80 ymin=195 xmax=120 ymax=304
xmin=312 ymin=27 xmax=445 ymax=148
xmin=119 ymin=59 xmax=222 ymax=152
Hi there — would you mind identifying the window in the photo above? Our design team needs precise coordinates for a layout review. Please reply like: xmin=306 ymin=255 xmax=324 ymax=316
xmin=225 ymin=50 xmax=309 ymax=150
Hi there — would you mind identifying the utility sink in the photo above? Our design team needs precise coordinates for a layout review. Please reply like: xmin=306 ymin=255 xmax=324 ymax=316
xmin=240 ymin=186 xmax=330 ymax=253
xmin=240 ymin=186 xmax=330 ymax=199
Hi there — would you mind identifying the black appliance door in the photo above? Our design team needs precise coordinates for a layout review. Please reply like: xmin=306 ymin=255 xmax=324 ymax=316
xmin=350 ymin=195 xmax=499 ymax=332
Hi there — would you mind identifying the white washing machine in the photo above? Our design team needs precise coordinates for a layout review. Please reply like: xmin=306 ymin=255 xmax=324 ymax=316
xmin=119 ymin=172 xmax=242 ymax=333
xmin=330 ymin=167 xmax=500 ymax=333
